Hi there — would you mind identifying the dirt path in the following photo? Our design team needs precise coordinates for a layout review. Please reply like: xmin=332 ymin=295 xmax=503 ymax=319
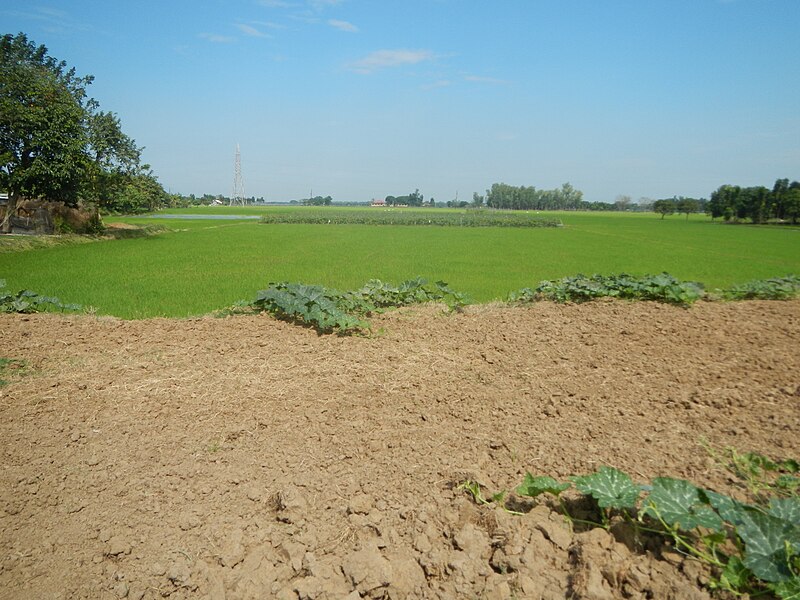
xmin=1 ymin=300 xmax=798 ymax=599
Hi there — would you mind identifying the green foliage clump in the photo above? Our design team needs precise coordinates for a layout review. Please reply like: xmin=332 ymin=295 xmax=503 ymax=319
xmin=509 ymin=273 xmax=705 ymax=306
xmin=259 ymin=209 xmax=561 ymax=228
xmin=461 ymin=450 xmax=800 ymax=598
xmin=720 ymin=275 xmax=800 ymax=301
xmin=0 ymin=279 xmax=81 ymax=313
xmin=351 ymin=277 xmax=468 ymax=310
xmin=249 ymin=277 xmax=468 ymax=334
xmin=252 ymin=283 xmax=367 ymax=334
xmin=247 ymin=273 xmax=799 ymax=334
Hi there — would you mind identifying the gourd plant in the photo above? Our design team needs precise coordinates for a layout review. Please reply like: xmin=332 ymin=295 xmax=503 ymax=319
xmin=461 ymin=450 xmax=800 ymax=598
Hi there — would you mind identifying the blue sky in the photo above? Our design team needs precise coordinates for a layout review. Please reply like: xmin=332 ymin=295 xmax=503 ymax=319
xmin=3 ymin=0 xmax=799 ymax=203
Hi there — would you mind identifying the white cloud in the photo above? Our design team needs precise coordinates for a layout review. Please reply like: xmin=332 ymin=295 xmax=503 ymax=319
xmin=6 ymin=6 xmax=90 ymax=33
xmin=236 ymin=23 xmax=270 ymax=37
xmin=199 ymin=32 xmax=235 ymax=43
xmin=328 ymin=19 xmax=358 ymax=32
xmin=251 ymin=20 xmax=287 ymax=29
xmin=422 ymin=79 xmax=452 ymax=90
xmin=464 ymin=75 xmax=510 ymax=85
xmin=348 ymin=49 xmax=434 ymax=74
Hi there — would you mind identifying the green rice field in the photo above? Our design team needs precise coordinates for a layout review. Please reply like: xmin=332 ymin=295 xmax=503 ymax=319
xmin=1 ymin=207 xmax=798 ymax=318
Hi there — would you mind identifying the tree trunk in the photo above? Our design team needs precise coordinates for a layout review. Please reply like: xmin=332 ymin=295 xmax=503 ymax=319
xmin=1 ymin=191 xmax=18 ymax=234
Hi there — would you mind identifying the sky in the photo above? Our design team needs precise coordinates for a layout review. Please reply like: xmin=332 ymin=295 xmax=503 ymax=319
xmin=3 ymin=0 xmax=799 ymax=203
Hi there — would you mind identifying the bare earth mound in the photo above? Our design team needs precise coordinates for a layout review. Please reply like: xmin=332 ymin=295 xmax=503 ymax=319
xmin=1 ymin=300 xmax=798 ymax=600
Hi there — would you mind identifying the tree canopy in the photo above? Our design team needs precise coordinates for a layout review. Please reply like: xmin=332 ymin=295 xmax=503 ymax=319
xmin=301 ymin=195 xmax=333 ymax=206
xmin=485 ymin=182 xmax=584 ymax=211
xmin=1 ymin=32 xmax=165 ymax=230
xmin=652 ymin=199 xmax=676 ymax=219
xmin=707 ymin=179 xmax=800 ymax=224
xmin=385 ymin=189 xmax=425 ymax=207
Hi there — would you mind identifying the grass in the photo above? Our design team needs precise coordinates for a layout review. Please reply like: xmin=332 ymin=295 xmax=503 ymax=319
xmin=0 ymin=358 xmax=28 ymax=386
xmin=0 ymin=207 xmax=798 ymax=318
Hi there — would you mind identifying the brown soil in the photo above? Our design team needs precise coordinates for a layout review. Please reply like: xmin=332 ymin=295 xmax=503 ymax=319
xmin=1 ymin=300 xmax=798 ymax=600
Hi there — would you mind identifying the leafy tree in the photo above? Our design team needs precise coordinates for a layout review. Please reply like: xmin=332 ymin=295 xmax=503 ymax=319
xmin=783 ymin=185 xmax=800 ymax=224
xmin=708 ymin=185 xmax=742 ymax=221
xmin=112 ymin=168 xmax=168 ymax=214
xmin=471 ymin=192 xmax=484 ymax=207
xmin=676 ymin=197 xmax=700 ymax=220
xmin=652 ymin=199 xmax=676 ymax=219
xmin=383 ymin=191 xmax=423 ymax=207
xmin=740 ymin=186 xmax=770 ymax=224
xmin=1 ymin=33 xmax=88 ymax=230
xmin=484 ymin=182 xmax=584 ymax=210
xmin=408 ymin=189 xmax=423 ymax=207
xmin=559 ymin=182 xmax=583 ymax=208
xmin=83 ymin=110 xmax=141 ymax=211
xmin=301 ymin=195 xmax=332 ymax=206
xmin=1 ymin=32 xmax=145 ymax=229
xmin=580 ymin=201 xmax=615 ymax=211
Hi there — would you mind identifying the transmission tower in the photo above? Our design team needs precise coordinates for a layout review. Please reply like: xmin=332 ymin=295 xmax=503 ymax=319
xmin=231 ymin=144 xmax=245 ymax=206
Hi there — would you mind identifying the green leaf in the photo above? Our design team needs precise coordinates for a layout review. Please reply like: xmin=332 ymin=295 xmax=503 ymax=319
xmin=771 ymin=577 xmax=800 ymax=600
xmin=769 ymin=498 xmax=800 ymax=525
xmin=718 ymin=556 xmax=752 ymax=593
xmin=743 ymin=451 xmax=779 ymax=474
xmin=643 ymin=478 xmax=724 ymax=532
xmin=571 ymin=467 xmax=640 ymax=510
xmin=704 ymin=490 xmax=752 ymax=526
xmin=779 ymin=459 xmax=800 ymax=474
xmin=776 ymin=475 xmax=800 ymax=494
xmin=491 ymin=490 xmax=508 ymax=504
xmin=516 ymin=473 xmax=571 ymax=498
xmin=738 ymin=509 xmax=800 ymax=583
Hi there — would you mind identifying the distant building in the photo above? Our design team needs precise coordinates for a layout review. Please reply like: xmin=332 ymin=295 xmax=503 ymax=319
xmin=370 ymin=198 xmax=386 ymax=207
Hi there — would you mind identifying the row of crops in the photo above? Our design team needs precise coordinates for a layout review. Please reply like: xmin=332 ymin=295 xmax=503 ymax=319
xmin=259 ymin=209 xmax=562 ymax=227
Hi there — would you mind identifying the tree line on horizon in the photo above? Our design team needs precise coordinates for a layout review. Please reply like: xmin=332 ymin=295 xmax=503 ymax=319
xmin=706 ymin=179 xmax=800 ymax=224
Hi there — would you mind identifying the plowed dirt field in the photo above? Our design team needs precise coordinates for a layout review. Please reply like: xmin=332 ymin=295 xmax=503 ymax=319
xmin=1 ymin=300 xmax=798 ymax=599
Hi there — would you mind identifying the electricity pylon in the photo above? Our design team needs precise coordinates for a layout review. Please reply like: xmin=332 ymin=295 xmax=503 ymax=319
xmin=231 ymin=144 xmax=245 ymax=206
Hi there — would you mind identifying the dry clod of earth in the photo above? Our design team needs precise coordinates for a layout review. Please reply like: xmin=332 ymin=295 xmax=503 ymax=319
xmin=1 ymin=299 xmax=798 ymax=599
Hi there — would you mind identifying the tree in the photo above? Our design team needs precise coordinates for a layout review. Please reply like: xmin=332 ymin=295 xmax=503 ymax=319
xmin=301 ymin=195 xmax=332 ymax=206
xmin=708 ymin=185 xmax=742 ymax=221
xmin=652 ymin=199 xmax=676 ymax=219
xmin=84 ymin=110 xmax=141 ymax=211
xmin=614 ymin=195 xmax=632 ymax=211
xmin=739 ymin=186 xmax=770 ymax=224
xmin=484 ymin=182 xmax=585 ymax=210
xmin=676 ymin=197 xmax=700 ymax=220
xmin=1 ymin=33 xmax=87 ymax=231
xmin=1 ymin=32 xmax=143 ymax=231
xmin=784 ymin=186 xmax=800 ymax=224
xmin=471 ymin=192 xmax=484 ymax=207
xmin=559 ymin=182 xmax=583 ymax=208
xmin=771 ymin=178 xmax=790 ymax=220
